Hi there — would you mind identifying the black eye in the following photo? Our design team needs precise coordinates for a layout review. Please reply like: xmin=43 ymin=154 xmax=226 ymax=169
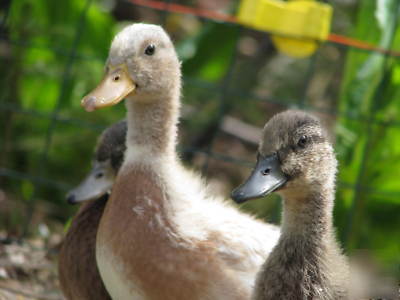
xmin=95 ymin=172 xmax=104 ymax=179
xmin=144 ymin=44 xmax=156 ymax=56
xmin=297 ymin=135 xmax=308 ymax=148
xmin=113 ymin=75 xmax=120 ymax=82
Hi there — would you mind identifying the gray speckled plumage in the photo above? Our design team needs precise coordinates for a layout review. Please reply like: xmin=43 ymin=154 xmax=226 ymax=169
xmin=95 ymin=120 xmax=127 ymax=171
xmin=253 ymin=110 xmax=349 ymax=300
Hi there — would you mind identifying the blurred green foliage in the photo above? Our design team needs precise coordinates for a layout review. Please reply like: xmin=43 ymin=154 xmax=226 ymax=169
xmin=335 ymin=0 xmax=400 ymax=277
xmin=0 ymin=0 xmax=399 ymax=278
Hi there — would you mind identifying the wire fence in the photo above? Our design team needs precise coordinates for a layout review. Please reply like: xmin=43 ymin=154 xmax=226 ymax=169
xmin=1 ymin=0 xmax=400 ymax=248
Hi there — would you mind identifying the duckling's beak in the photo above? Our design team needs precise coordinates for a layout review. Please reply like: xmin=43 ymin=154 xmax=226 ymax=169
xmin=231 ymin=153 xmax=287 ymax=204
xmin=81 ymin=64 xmax=136 ymax=112
xmin=65 ymin=160 xmax=115 ymax=204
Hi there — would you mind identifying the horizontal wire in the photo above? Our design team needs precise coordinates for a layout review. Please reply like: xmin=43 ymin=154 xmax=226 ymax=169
xmin=3 ymin=28 xmax=398 ymax=63
xmin=327 ymin=33 xmax=400 ymax=56
xmin=246 ymin=94 xmax=400 ymax=128
xmin=2 ymin=79 xmax=400 ymax=130
xmin=127 ymin=0 xmax=238 ymax=23
xmin=0 ymin=167 xmax=71 ymax=191
xmin=182 ymin=147 xmax=253 ymax=167
xmin=2 ymin=157 xmax=400 ymax=198
xmin=127 ymin=0 xmax=400 ymax=57
xmin=0 ymin=103 xmax=106 ymax=131
xmin=0 ymin=34 xmax=101 ymax=61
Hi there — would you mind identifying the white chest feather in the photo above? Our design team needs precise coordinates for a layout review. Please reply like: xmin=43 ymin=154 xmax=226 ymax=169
xmin=96 ymin=243 xmax=145 ymax=300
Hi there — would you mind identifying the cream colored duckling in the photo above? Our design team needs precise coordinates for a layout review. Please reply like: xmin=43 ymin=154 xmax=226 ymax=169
xmin=81 ymin=23 xmax=280 ymax=300
xmin=59 ymin=120 xmax=126 ymax=300
xmin=232 ymin=110 xmax=349 ymax=300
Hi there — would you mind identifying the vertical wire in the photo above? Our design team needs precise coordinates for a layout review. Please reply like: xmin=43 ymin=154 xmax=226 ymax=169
xmin=343 ymin=59 xmax=392 ymax=248
xmin=0 ymin=0 xmax=12 ymax=29
xmin=344 ymin=4 xmax=400 ymax=247
xmin=40 ymin=0 xmax=93 ymax=165
xmin=160 ymin=0 xmax=172 ymax=26
xmin=201 ymin=26 xmax=242 ymax=175
xmin=0 ymin=0 xmax=13 ymax=168
xmin=21 ymin=0 xmax=93 ymax=237
xmin=298 ymin=50 xmax=319 ymax=108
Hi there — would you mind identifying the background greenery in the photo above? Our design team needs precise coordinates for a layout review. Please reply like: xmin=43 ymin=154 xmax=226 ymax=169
xmin=0 ymin=0 xmax=399 ymax=280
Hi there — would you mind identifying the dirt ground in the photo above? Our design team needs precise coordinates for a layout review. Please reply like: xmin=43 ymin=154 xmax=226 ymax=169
xmin=0 ymin=232 xmax=64 ymax=300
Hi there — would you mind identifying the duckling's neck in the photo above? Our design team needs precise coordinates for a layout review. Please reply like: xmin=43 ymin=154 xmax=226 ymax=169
xmin=253 ymin=187 xmax=340 ymax=300
xmin=125 ymin=89 xmax=180 ymax=161
xmin=280 ymin=186 xmax=334 ymax=238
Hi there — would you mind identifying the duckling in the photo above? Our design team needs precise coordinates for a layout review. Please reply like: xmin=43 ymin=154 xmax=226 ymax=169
xmin=58 ymin=120 xmax=127 ymax=300
xmin=81 ymin=23 xmax=280 ymax=300
xmin=232 ymin=110 xmax=349 ymax=300
xmin=65 ymin=120 xmax=127 ymax=205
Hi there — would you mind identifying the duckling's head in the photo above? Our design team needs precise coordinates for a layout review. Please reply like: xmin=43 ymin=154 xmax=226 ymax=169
xmin=232 ymin=110 xmax=336 ymax=203
xmin=82 ymin=23 xmax=180 ymax=111
xmin=66 ymin=120 xmax=127 ymax=204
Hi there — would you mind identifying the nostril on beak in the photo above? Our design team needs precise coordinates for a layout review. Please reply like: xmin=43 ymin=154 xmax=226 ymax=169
xmin=66 ymin=194 xmax=77 ymax=205
xmin=262 ymin=168 xmax=271 ymax=176
xmin=82 ymin=96 xmax=97 ymax=112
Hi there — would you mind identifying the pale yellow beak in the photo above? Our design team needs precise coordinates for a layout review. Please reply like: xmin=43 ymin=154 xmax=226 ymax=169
xmin=81 ymin=65 xmax=136 ymax=112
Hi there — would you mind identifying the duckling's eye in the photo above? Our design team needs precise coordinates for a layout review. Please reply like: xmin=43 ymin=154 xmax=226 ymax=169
xmin=297 ymin=135 xmax=308 ymax=148
xmin=95 ymin=172 xmax=104 ymax=179
xmin=144 ymin=44 xmax=156 ymax=56
xmin=113 ymin=75 xmax=120 ymax=82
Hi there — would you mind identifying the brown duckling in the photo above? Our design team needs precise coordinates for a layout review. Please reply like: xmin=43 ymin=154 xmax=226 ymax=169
xmin=58 ymin=120 xmax=126 ymax=300
xmin=232 ymin=110 xmax=349 ymax=300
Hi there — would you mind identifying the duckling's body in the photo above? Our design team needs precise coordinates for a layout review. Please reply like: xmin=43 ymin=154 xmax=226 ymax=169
xmin=98 ymin=164 xmax=278 ymax=300
xmin=59 ymin=195 xmax=111 ymax=300
xmin=82 ymin=24 xmax=279 ymax=300
xmin=232 ymin=110 xmax=349 ymax=300
xmin=58 ymin=121 xmax=126 ymax=300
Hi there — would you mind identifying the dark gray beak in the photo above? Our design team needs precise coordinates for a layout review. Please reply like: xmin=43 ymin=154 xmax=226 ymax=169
xmin=231 ymin=153 xmax=287 ymax=203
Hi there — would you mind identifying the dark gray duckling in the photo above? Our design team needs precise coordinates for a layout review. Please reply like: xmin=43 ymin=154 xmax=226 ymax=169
xmin=59 ymin=120 xmax=127 ymax=300
xmin=65 ymin=120 xmax=127 ymax=204
xmin=232 ymin=110 xmax=349 ymax=300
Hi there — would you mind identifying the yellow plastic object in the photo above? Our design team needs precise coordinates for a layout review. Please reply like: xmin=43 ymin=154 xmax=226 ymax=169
xmin=237 ymin=0 xmax=332 ymax=58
